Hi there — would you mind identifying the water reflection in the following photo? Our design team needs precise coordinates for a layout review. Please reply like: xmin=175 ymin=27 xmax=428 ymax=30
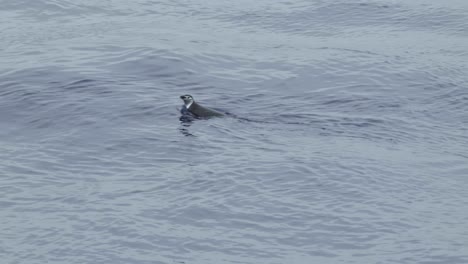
xmin=179 ymin=112 xmax=196 ymax=136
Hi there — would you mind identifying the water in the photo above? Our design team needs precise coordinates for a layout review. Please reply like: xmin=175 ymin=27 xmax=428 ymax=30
xmin=1 ymin=0 xmax=468 ymax=263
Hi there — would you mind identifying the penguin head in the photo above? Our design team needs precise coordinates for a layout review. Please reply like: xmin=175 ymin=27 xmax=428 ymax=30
xmin=180 ymin=94 xmax=194 ymax=108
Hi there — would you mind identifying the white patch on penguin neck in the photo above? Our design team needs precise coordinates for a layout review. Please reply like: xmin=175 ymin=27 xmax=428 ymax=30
xmin=185 ymin=101 xmax=193 ymax=109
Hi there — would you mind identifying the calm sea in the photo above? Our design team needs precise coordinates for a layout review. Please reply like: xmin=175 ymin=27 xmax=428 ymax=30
xmin=1 ymin=0 xmax=467 ymax=263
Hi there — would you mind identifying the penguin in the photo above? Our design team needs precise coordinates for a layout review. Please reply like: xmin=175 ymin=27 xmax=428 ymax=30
xmin=180 ymin=95 xmax=224 ymax=118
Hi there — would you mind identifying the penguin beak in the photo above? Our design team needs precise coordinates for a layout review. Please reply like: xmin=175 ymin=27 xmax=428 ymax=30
xmin=180 ymin=96 xmax=184 ymax=99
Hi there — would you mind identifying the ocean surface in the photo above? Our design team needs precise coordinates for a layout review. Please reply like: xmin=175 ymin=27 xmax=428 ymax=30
xmin=1 ymin=0 xmax=468 ymax=263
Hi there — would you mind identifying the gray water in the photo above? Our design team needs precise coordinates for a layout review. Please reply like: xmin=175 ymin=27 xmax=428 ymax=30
xmin=1 ymin=0 xmax=468 ymax=263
